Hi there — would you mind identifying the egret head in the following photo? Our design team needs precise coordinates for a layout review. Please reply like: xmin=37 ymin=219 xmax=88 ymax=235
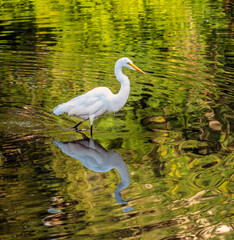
xmin=117 ymin=57 xmax=146 ymax=75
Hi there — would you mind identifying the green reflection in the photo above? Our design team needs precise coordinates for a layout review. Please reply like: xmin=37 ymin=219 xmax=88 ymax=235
xmin=0 ymin=0 xmax=233 ymax=239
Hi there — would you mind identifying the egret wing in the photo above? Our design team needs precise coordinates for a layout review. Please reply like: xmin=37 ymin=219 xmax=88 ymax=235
xmin=66 ymin=87 xmax=111 ymax=118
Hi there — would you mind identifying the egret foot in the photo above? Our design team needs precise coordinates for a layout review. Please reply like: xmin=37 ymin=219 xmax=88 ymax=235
xmin=73 ymin=127 xmax=82 ymax=133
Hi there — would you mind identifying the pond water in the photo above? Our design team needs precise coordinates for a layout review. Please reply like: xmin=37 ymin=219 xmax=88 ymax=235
xmin=0 ymin=0 xmax=233 ymax=239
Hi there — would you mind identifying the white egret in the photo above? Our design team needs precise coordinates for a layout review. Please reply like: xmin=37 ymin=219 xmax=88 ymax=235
xmin=53 ymin=57 xmax=145 ymax=135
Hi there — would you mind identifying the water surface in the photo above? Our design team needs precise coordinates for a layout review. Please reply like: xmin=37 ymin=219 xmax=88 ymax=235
xmin=0 ymin=0 xmax=233 ymax=239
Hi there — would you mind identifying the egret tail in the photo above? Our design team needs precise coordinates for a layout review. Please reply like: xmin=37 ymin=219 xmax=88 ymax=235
xmin=53 ymin=103 xmax=66 ymax=115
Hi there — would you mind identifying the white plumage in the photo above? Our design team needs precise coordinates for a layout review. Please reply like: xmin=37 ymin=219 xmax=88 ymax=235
xmin=53 ymin=57 xmax=145 ymax=134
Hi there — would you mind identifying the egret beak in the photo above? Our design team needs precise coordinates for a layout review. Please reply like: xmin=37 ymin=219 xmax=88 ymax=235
xmin=128 ymin=63 xmax=146 ymax=75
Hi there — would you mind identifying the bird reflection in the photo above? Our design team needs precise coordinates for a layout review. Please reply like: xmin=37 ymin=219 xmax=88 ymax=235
xmin=54 ymin=134 xmax=130 ymax=204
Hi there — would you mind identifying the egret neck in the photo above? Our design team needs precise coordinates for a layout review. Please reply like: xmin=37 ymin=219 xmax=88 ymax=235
xmin=111 ymin=64 xmax=131 ymax=113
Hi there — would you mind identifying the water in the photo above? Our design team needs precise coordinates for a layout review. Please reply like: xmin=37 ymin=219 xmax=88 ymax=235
xmin=0 ymin=0 xmax=233 ymax=239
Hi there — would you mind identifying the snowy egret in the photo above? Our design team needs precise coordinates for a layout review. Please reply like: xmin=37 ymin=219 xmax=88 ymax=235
xmin=53 ymin=57 xmax=145 ymax=135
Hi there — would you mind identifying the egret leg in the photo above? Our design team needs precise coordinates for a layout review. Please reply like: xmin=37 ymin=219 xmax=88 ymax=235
xmin=72 ymin=119 xmax=86 ymax=130
xmin=89 ymin=115 xmax=95 ymax=137
xmin=90 ymin=125 xmax=93 ymax=137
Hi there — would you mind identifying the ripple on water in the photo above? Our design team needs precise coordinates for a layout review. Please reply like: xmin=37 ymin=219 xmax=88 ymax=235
xmin=0 ymin=0 xmax=233 ymax=239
